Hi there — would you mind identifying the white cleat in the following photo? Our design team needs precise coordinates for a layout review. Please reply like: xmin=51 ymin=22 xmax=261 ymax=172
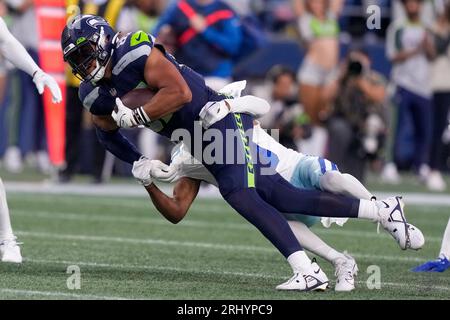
xmin=376 ymin=197 xmax=424 ymax=250
xmin=0 ymin=237 xmax=23 ymax=264
xmin=334 ymin=253 xmax=358 ymax=292
xmin=276 ymin=260 xmax=329 ymax=292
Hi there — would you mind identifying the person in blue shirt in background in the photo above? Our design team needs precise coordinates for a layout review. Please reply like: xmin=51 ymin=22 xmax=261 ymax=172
xmin=153 ymin=0 xmax=242 ymax=90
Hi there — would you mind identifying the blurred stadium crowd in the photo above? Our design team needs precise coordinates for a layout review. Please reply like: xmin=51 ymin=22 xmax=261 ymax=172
xmin=0 ymin=0 xmax=449 ymax=192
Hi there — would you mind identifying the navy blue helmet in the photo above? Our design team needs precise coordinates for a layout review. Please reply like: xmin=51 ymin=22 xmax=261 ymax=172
xmin=61 ymin=15 xmax=116 ymax=82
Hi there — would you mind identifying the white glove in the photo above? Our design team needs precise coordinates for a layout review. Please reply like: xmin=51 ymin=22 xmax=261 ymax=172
xmin=111 ymin=98 xmax=139 ymax=128
xmin=320 ymin=218 xmax=349 ymax=228
xmin=132 ymin=156 xmax=154 ymax=186
xmin=219 ymin=80 xmax=247 ymax=98
xmin=198 ymin=100 xmax=230 ymax=129
xmin=32 ymin=69 xmax=62 ymax=103
xmin=150 ymin=160 xmax=180 ymax=183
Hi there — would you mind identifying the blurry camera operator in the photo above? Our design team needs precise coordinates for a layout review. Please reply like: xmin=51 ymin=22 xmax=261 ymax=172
xmin=255 ymin=65 xmax=311 ymax=150
xmin=327 ymin=49 xmax=387 ymax=181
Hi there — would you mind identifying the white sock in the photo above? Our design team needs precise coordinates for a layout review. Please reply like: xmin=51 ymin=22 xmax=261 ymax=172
xmin=357 ymin=199 xmax=379 ymax=221
xmin=287 ymin=250 xmax=312 ymax=274
xmin=288 ymin=221 xmax=345 ymax=265
xmin=0 ymin=178 xmax=14 ymax=241
xmin=320 ymin=171 xmax=374 ymax=200
xmin=439 ymin=218 xmax=450 ymax=260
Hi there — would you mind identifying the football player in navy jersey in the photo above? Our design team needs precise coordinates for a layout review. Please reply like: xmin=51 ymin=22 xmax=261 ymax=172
xmin=61 ymin=15 xmax=424 ymax=291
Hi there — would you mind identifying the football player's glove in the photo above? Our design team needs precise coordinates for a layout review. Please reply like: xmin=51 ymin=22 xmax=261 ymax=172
xmin=32 ymin=69 xmax=62 ymax=103
xmin=132 ymin=156 xmax=154 ymax=187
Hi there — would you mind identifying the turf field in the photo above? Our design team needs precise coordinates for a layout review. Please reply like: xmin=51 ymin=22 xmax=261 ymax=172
xmin=0 ymin=190 xmax=449 ymax=300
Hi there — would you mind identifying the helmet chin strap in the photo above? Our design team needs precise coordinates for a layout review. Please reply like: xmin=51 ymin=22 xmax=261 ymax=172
xmin=90 ymin=60 xmax=106 ymax=83
xmin=89 ymin=27 xmax=115 ymax=84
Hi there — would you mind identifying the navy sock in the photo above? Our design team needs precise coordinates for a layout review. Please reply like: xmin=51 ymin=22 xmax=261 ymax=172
xmin=223 ymin=188 xmax=303 ymax=258
xmin=257 ymin=174 xmax=360 ymax=218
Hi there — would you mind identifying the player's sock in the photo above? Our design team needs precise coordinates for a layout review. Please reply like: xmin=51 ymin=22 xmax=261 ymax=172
xmin=224 ymin=188 xmax=302 ymax=258
xmin=287 ymin=250 xmax=313 ymax=273
xmin=320 ymin=171 xmax=374 ymax=200
xmin=258 ymin=174 xmax=360 ymax=218
xmin=439 ymin=218 xmax=450 ymax=260
xmin=288 ymin=221 xmax=346 ymax=264
xmin=357 ymin=199 xmax=379 ymax=221
xmin=0 ymin=178 xmax=14 ymax=241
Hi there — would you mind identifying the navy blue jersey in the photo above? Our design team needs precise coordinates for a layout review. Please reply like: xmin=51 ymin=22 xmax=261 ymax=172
xmin=79 ymin=30 xmax=224 ymax=139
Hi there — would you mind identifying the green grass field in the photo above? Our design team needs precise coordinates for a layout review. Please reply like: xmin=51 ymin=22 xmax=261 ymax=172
xmin=0 ymin=191 xmax=449 ymax=300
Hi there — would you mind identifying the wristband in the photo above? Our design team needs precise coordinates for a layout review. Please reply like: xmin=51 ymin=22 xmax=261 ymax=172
xmin=132 ymin=106 xmax=151 ymax=125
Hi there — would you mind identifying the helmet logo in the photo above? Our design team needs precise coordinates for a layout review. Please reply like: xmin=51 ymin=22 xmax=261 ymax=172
xmin=87 ymin=17 xmax=107 ymax=28
xmin=76 ymin=37 xmax=87 ymax=45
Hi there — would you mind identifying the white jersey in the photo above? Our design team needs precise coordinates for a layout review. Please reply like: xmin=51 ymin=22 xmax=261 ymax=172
xmin=252 ymin=124 xmax=305 ymax=181
xmin=172 ymin=124 xmax=305 ymax=186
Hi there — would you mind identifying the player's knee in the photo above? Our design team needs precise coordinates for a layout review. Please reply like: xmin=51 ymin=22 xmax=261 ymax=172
xmin=320 ymin=171 xmax=344 ymax=192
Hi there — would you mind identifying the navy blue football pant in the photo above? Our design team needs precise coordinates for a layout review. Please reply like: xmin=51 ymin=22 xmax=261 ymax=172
xmin=202 ymin=113 xmax=360 ymax=258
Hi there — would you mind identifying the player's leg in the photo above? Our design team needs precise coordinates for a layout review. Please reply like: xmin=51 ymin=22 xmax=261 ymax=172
xmin=223 ymin=187 xmax=328 ymax=291
xmin=0 ymin=177 xmax=22 ymax=263
xmin=257 ymin=173 xmax=424 ymax=250
xmin=440 ymin=218 xmax=450 ymax=262
xmin=412 ymin=218 xmax=450 ymax=272
xmin=287 ymin=220 xmax=358 ymax=292
xmin=206 ymin=114 xmax=327 ymax=290
xmin=291 ymin=156 xmax=374 ymax=200
xmin=320 ymin=171 xmax=374 ymax=200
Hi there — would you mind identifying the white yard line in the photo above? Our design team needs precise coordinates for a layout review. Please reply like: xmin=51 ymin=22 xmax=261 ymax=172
xmin=15 ymin=230 xmax=275 ymax=252
xmin=12 ymin=210 xmax=443 ymax=243
xmin=0 ymin=288 xmax=131 ymax=300
xmin=15 ymin=230 xmax=435 ymax=263
xmin=4 ymin=182 xmax=450 ymax=207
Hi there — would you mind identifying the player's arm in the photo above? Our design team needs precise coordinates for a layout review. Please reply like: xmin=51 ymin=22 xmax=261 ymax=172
xmin=0 ymin=17 xmax=62 ymax=102
xmin=145 ymin=178 xmax=201 ymax=224
xmin=92 ymin=114 xmax=143 ymax=164
xmin=141 ymin=47 xmax=192 ymax=120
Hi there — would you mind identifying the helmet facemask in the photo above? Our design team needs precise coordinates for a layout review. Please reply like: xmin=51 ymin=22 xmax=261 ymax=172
xmin=65 ymin=26 xmax=114 ymax=83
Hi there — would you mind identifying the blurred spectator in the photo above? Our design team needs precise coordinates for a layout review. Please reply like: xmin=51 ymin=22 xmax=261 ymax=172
xmin=3 ymin=0 xmax=48 ymax=173
xmin=153 ymin=0 xmax=242 ymax=90
xmin=386 ymin=0 xmax=434 ymax=180
xmin=253 ymin=65 xmax=306 ymax=150
xmin=117 ymin=0 xmax=167 ymax=34
xmin=293 ymin=0 xmax=343 ymax=125
xmin=427 ymin=0 xmax=450 ymax=191
xmin=60 ymin=0 xmax=126 ymax=183
xmin=392 ymin=0 xmax=436 ymax=26
xmin=327 ymin=49 xmax=387 ymax=182
xmin=292 ymin=0 xmax=343 ymax=157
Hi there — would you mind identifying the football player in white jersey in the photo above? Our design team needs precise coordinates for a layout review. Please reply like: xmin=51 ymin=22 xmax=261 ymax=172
xmin=130 ymin=82 xmax=423 ymax=291
xmin=0 ymin=17 xmax=62 ymax=263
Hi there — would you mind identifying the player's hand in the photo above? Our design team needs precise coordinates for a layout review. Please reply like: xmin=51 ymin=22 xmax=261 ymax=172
xmin=150 ymin=160 xmax=180 ymax=183
xmin=32 ymin=69 xmax=62 ymax=103
xmin=219 ymin=80 xmax=247 ymax=98
xmin=132 ymin=156 xmax=154 ymax=186
xmin=199 ymin=100 xmax=230 ymax=129
xmin=111 ymin=98 xmax=138 ymax=128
